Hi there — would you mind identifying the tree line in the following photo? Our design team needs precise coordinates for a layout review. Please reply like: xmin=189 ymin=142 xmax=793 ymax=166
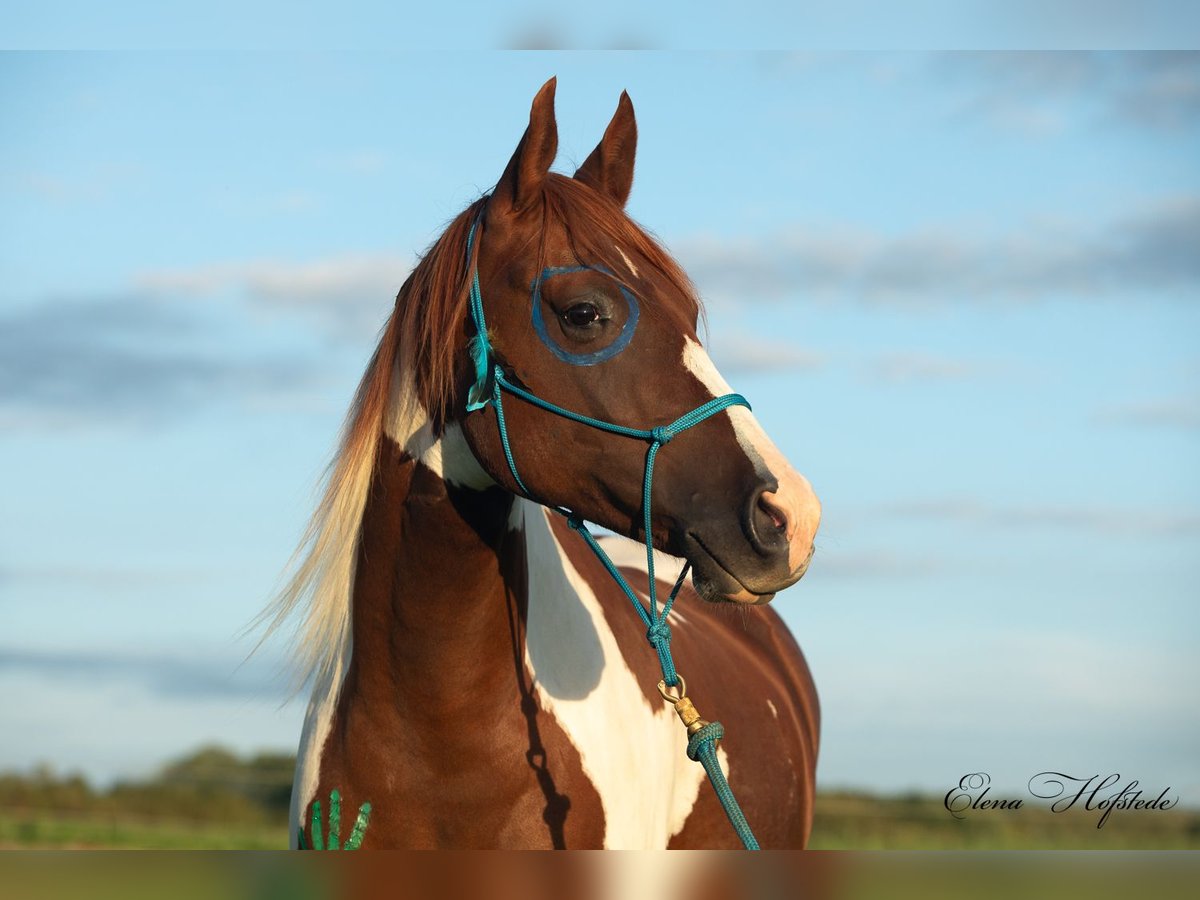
xmin=0 ymin=746 xmax=295 ymax=824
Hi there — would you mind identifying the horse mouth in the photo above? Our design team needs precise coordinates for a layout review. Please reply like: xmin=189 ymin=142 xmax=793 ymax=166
xmin=685 ymin=530 xmax=808 ymax=605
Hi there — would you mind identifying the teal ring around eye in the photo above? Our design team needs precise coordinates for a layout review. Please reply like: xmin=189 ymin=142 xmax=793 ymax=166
xmin=531 ymin=265 xmax=640 ymax=366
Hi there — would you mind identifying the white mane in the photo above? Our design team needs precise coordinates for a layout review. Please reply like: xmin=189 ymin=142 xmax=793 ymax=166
xmin=256 ymin=334 xmax=428 ymax=694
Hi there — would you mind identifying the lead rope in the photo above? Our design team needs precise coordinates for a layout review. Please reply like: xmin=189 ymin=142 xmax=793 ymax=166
xmin=464 ymin=216 xmax=760 ymax=850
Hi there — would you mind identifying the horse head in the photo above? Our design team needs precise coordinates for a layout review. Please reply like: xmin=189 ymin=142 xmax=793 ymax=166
xmin=434 ymin=79 xmax=821 ymax=604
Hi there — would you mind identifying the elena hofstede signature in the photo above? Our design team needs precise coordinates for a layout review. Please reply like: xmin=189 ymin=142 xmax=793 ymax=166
xmin=945 ymin=772 xmax=1179 ymax=829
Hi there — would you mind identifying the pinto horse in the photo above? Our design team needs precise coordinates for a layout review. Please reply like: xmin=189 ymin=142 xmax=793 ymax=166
xmin=265 ymin=78 xmax=821 ymax=849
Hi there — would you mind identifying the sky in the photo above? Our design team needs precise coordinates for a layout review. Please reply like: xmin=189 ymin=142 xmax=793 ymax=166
xmin=1 ymin=45 xmax=1198 ymax=808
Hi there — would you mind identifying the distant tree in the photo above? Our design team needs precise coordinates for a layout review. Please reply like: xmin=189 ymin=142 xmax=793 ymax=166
xmin=0 ymin=746 xmax=297 ymax=824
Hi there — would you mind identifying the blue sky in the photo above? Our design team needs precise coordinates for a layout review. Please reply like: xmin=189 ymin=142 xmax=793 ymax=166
xmin=2 ymin=50 xmax=1197 ymax=804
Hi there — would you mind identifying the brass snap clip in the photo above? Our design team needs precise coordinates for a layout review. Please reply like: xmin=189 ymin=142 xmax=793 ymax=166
xmin=657 ymin=673 xmax=710 ymax=736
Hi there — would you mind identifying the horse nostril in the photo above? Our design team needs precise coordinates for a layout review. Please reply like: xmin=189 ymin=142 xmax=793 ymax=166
xmin=747 ymin=485 xmax=790 ymax=557
xmin=759 ymin=494 xmax=786 ymax=532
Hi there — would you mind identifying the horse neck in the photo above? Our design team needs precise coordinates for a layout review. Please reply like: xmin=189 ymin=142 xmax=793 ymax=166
xmin=343 ymin=427 xmax=525 ymax=720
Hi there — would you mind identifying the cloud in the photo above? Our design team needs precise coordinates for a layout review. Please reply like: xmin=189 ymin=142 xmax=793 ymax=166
xmin=318 ymin=149 xmax=388 ymax=175
xmin=505 ymin=22 xmax=570 ymax=50
xmin=869 ymin=352 xmax=987 ymax=382
xmin=0 ymin=295 xmax=319 ymax=428
xmin=0 ymin=564 xmax=211 ymax=591
xmin=1096 ymin=396 xmax=1200 ymax=430
xmin=708 ymin=333 xmax=824 ymax=374
xmin=0 ymin=645 xmax=285 ymax=701
xmin=136 ymin=253 xmax=411 ymax=341
xmin=500 ymin=11 xmax=656 ymax=50
xmin=678 ymin=195 xmax=1200 ymax=307
xmin=884 ymin=498 xmax=1200 ymax=537
xmin=130 ymin=192 xmax=1200 ymax=339
xmin=935 ymin=51 xmax=1200 ymax=132
xmin=812 ymin=549 xmax=942 ymax=580
xmin=10 ymin=163 xmax=144 ymax=205
xmin=1112 ymin=53 xmax=1200 ymax=129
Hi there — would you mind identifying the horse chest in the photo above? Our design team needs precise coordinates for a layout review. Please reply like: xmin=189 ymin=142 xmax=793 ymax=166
xmin=521 ymin=504 xmax=707 ymax=849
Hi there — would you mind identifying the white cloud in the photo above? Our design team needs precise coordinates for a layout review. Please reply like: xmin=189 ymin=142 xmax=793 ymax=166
xmin=934 ymin=51 xmax=1200 ymax=133
xmin=0 ymin=295 xmax=323 ymax=428
xmin=811 ymin=549 xmax=942 ymax=580
xmin=869 ymin=353 xmax=986 ymax=383
xmin=1096 ymin=396 xmax=1200 ymax=430
xmin=708 ymin=333 xmax=824 ymax=374
xmin=883 ymin=497 xmax=1200 ymax=537
xmin=136 ymin=253 xmax=414 ymax=340
xmin=319 ymin=149 xmax=389 ymax=175
xmin=679 ymin=195 xmax=1200 ymax=307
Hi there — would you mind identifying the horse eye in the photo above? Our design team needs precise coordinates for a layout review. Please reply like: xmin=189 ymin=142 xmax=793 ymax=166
xmin=563 ymin=302 xmax=601 ymax=328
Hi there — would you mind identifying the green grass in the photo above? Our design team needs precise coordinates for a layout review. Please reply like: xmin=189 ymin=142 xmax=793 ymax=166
xmin=810 ymin=791 xmax=1200 ymax=849
xmin=4 ymin=792 xmax=1198 ymax=849
xmin=0 ymin=809 xmax=288 ymax=849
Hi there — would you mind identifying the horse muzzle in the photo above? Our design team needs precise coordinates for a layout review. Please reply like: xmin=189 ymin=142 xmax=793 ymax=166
xmin=683 ymin=470 xmax=820 ymax=605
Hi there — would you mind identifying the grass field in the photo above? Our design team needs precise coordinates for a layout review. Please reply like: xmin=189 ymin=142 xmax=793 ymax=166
xmin=809 ymin=791 xmax=1200 ymax=850
xmin=0 ymin=811 xmax=287 ymax=850
xmin=3 ymin=791 xmax=1197 ymax=849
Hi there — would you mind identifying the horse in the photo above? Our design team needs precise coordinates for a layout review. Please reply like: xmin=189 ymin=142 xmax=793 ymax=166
xmin=264 ymin=77 xmax=822 ymax=849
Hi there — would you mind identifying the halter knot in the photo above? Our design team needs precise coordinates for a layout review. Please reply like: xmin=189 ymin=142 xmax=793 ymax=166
xmin=651 ymin=426 xmax=674 ymax=445
xmin=566 ymin=514 xmax=585 ymax=531
xmin=686 ymin=721 xmax=726 ymax=762
xmin=646 ymin=620 xmax=672 ymax=648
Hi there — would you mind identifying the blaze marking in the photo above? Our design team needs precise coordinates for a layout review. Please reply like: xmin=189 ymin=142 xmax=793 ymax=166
xmin=681 ymin=338 xmax=776 ymax=479
xmin=682 ymin=338 xmax=819 ymax=572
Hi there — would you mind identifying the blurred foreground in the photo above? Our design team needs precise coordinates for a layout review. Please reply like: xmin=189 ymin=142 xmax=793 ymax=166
xmin=1 ymin=849 xmax=1198 ymax=900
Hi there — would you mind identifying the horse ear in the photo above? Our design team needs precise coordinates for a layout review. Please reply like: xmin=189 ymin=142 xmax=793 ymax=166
xmin=493 ymin=77 xmax=559 ymax=214
xmin=574 ymin=90 xmax=637 ymax=207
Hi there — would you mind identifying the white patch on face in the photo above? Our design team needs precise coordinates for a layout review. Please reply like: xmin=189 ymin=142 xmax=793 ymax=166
xmin=289 ymin=650 xmax=349 ymax=846
xmin=616 ymin=246 xmax=639 ymax=278
xmin=521 ymin=503 xmax=724 ymax=848
xmin=682 ymin=338 xmax=820 ymax=573
xmin=766 ymin=698 xmax=779 ymax=720
xmin=681 ymin=338 xmax=775 ymax=478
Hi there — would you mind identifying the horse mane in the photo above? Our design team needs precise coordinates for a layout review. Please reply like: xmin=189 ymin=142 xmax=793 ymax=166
xmin=256 ymin=198 xmax=485 ymax=690
xmin=259 ymin=175 xmax=701 ymax=691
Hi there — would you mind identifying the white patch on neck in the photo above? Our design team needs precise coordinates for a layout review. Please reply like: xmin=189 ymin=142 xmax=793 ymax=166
xmin=384 ymin=353 xmax=494 ymax=491
xmin=616 ymin=246 xmax=639 ymax=278
xmin=417 ymin=423 xmax=495 ymax=490
xmin=383 ymin=350 xmax=429 ymax=449
xmin=520 ymin=502 xmax=728 ymax=848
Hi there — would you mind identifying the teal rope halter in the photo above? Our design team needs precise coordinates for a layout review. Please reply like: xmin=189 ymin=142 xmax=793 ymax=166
xmin=463 ymin=213 xmax=760 ymax=850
